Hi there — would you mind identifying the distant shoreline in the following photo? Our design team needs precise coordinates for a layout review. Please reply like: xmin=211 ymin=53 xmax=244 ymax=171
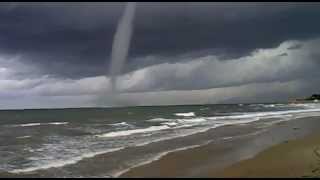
xmin=291 ymin=94 xmax=320 ymax=103
xmin=0 ymin=101 xmax=303 ymax=111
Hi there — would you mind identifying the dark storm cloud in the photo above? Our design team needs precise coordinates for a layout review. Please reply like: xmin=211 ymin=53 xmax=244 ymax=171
xmin=2 ymin=3 xmax=320 ymax=108
xmin=1 ymin=2 xmax=320 ymax=79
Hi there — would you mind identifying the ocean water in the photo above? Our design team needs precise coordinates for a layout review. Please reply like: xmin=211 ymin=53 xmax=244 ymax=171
xmin=1 ymin=103 xmax=320 ymax=177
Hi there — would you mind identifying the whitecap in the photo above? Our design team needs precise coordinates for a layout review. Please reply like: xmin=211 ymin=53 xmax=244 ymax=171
xmin=96 ymin=125 xmax=170 ymax=138
xmin=48 ymin=122 xmax=69 ymax=125
xmin=17 ymin=123 xmax=41 ymax=127
xmin=16 ymin=136 xmax=32 ymax=139
xmin=11 ymin=122 xmax=68 ymax=127
xmin=207 ymin=108 xmax=320 ymax=121
xmin=146 ymin=118 xmax=171 ymax=122
xmin=263 ymin=104 xmax=276 ymax=107
xmin=174 ymin=112 xmax=195 ymax=117
xmin=108 ymin=122 xmax=130 ymax=126
xmin=161 ymin=122 xmax=178 ymax=126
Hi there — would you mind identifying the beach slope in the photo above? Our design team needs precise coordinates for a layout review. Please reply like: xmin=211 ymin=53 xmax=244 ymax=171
xmin=210 ymin=133 xmax=320 ymax=178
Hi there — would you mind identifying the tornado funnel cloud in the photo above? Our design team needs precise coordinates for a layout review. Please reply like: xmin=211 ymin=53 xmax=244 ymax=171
xmin=109 ymin=2 xmax=136 ymax=92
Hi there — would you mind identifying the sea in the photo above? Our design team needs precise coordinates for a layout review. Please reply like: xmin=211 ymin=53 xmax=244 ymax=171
xmin=1 ymin=103 xmax=320 ymax=177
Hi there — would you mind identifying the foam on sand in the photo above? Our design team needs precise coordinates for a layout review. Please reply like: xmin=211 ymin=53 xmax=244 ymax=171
xmin=178 ymin=118 xmax=206 ymax=123
xmin=113 ymin=142 xmax=212 ymax=177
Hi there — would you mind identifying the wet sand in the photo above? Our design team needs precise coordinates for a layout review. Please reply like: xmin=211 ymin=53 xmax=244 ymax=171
xmin=120 ymin=116 xmax=320 ymax=177
xmin=210 ymin=132 xmax=320 ymax=178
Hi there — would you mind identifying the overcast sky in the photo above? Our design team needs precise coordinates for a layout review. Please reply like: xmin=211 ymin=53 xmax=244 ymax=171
xmin=1 ymin=2 xmax=320 ymax=109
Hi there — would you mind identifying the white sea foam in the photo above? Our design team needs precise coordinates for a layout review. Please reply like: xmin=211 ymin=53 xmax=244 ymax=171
xmin=263 ymin=104 xmax=275 ymax=107
xmin=11 ymin=122 xmax=68 ymax=127
xmin=18 ymin=123 xmax=41 ymax=127
xmin=9 ymin=147 xmax=124 ymax=174
xmin=108 ymin=122 xmax=130 ymax=126
xmin=13 ymin=105 xmax=319 ymax=174
xmin=12 ymin=129 xmax=212 ymax=176
xmin=133 ymin=128 xmax=270 ymax=168
xmin=144 ymin=106 xmax=320 ymax=140
xmin=293 ymin=103 xmax=320 ymax=109
xmin=147 ymin=118 xmax=172 ymax=122
xmin=96 ymin=125 xmax=170 ymax=138
xmin=148 ymin=117 xmax=206 ymax=124
xmin=217 ymin=117 xmax=261 ymax=126
xmin=207 ymin=108 xmax=320 ymax=121
xmin=117 ymin=130 xmax=271 ymax=178
xmin=48 ymin=122 xmax=69 ymax=125
xmin=178 ymin=118 xmax=206 ymax=123
xmin=147 ymin=107 xmax=320 ymax=133
xmin=113 ymin=142 xmax=211 ymax=177
xmin=150 ymin=106 xmax=320 ymax=131
xmin=174 ymin=112 xmax=195 ymax=117
xmin=135 ymin=109 xmax=320 ymax=149
xmin=7 ymin=103 xmax=320 ymax=176
xmin=133 ymin=126 xmax=216 ymax=148
xmin=16 ymin=136 xmax=31 ymax=139
xmin=161 ymin=122 xmax=178 ymax=126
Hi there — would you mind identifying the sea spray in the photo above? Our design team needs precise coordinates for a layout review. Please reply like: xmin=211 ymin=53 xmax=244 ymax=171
xmin=109 ymin=2 xmax=136 ymax=92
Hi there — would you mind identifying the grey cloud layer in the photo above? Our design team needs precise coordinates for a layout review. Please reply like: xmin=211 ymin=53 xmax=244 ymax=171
xmin=115 ymin=39 xmax=320 ymax=92
xmin=1 ymin=38 xmax=320 ymax=108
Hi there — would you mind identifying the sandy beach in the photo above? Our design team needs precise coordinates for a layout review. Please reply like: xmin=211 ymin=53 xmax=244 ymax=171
xmin=210 ymin=132 xmax=320 ymax=178
xmin=120 ymin=116 xmax=320 ymax=178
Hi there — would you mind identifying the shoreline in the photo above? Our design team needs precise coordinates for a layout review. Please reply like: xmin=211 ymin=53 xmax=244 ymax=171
xmin=210 ymin=132 xmax=320 ymax=177
xmin=2 ymin=114 xmax=320 ymax=178
xmin=120 ymin=116 xmax=320 ymax=177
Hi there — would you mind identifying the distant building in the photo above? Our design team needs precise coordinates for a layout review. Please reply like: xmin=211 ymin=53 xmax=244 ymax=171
xmin=290 ymin=94 xmax=320 ymax=103
xmin=305 ymin=94 xmax=320 ymax=101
